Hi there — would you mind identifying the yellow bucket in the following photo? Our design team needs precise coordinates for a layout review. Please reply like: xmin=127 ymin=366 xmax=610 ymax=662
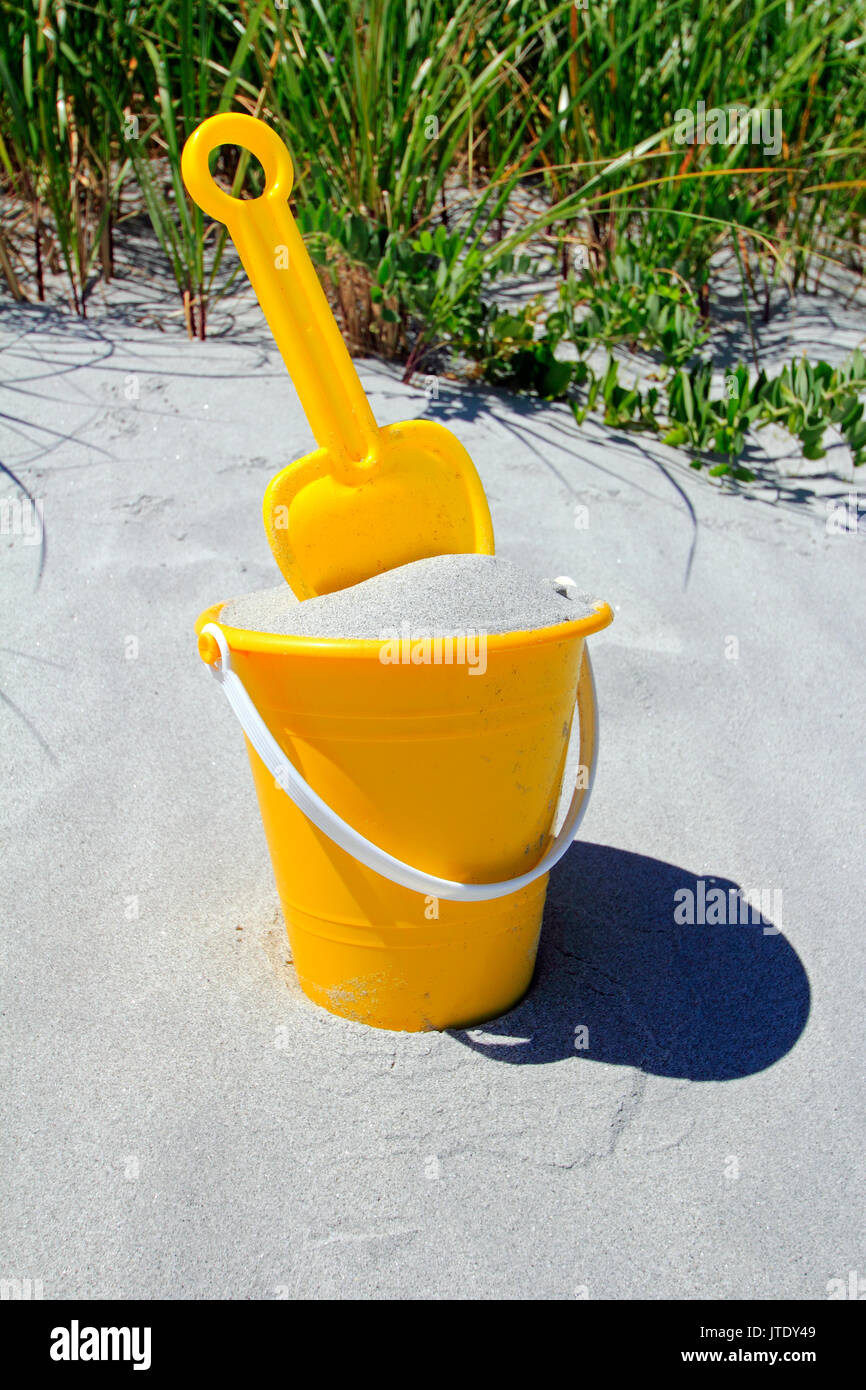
xmin=196 ymin=599 xmax=613 ymax=1032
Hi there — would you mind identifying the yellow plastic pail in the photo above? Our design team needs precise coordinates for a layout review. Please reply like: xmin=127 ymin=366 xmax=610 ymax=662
xmin=196 ymin=600 xmax=613 ymax=1031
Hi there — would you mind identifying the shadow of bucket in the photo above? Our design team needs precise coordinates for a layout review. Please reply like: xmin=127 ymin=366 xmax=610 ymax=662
xmin=196 ymin=600 xmax=613 ymax=1032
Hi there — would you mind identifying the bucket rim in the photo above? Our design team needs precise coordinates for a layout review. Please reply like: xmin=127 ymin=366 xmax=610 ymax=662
xmin=195 ymin=596 xmax=614 ymax=660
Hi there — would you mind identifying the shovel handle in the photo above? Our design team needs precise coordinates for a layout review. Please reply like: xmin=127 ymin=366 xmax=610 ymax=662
xmin=181 ymin=114 xmax=380 ymax=472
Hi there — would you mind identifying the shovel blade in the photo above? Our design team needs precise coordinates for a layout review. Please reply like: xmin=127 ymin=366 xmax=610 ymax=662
xmin=263 ymin=419 xmax=495 ymax=597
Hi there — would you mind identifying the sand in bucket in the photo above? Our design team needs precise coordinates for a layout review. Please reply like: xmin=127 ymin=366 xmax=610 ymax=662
xmin=220 ymin=553 xmax=598 ymax=638
xmin=205 ymin=553 xmax=611 ymax=1031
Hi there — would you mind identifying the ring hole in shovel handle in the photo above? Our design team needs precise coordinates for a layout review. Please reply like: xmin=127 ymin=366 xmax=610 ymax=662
xmin=181 ymin=113 xmax=294 ymax=224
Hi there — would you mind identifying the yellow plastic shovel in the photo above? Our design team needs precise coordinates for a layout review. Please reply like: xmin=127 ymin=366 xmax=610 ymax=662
xmin=181 ymin=113 xmax=494 ymax=598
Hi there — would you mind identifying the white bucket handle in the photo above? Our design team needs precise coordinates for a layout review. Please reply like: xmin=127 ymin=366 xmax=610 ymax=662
xmin=201 ymin=622 xmax=598 ymax=903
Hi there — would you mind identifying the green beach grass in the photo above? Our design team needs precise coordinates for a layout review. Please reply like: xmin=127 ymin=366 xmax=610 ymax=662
xmin=1 ymin=0 xmax=864 ymax=473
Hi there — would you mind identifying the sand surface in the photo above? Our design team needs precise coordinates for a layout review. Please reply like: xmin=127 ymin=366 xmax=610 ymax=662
xmin=1 ymin=271 xmax=864 ymax=1300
